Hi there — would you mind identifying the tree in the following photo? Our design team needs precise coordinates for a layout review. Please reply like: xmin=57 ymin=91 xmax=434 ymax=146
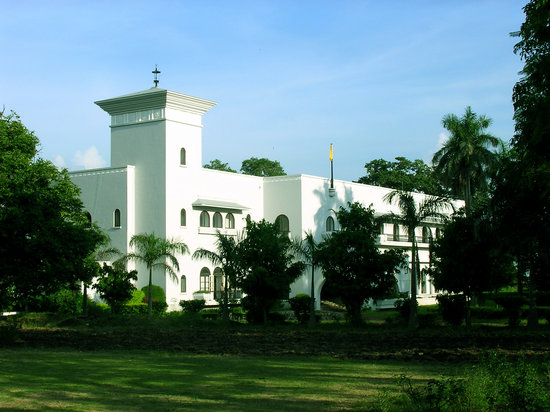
xmin=203 ymin=159 xmax=237 ymax=173
xmin=121 ymin=233 xmax=188 ymax=317
xmin=317 ymin=202 xmax=404 ymax=326
xmin=192 ymin=232 xmax=242 ymax=323
xmin=432 ymin=107 xmax=503 ymax=213
xmin=383 ymin=191 xmax=453 ymax=328
xmin=294 ymin=231 xmax=321 ymax=327
xmin=0 ymin=111 xmax=103 ymax=309
xmin=429 ymin=212 xmax=514 ymax=326
xmin=93 ymin=263 xmax=138 ymax=314
xmin=240 ymin=157 xmax=286 ymax=177
xmin=494 ymin=0 xmax=550 ymax=326
xmin=358 ymin=157 xmax=446 ymax=195
xmin=236 ymin=218 xmax=304 ymax=323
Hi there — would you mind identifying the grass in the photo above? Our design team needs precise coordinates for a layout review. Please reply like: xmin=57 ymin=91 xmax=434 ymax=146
xmin=0 ymin=348 xmax=464 ymax=411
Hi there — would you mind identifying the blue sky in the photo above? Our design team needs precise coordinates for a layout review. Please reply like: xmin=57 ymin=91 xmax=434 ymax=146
xmin=1 ymin=0 xmax=526 ymax=182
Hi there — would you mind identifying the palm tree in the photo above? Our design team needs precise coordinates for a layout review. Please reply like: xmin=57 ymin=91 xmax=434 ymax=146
xmin=383 ymin=190 xmax=453 ymax=328
xmin=294 ymin=231 xmax=321 ymax=327
xmin=192 ymin=232 xmax=241 ymax=323
xmin=121 ymin=233 xmax=188 ymax=317
xmin=432 ymin=106 xmax=502 ymax=214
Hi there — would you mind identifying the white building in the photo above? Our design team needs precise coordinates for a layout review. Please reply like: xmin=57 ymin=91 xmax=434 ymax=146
xmin=70 ymin=85 xmax=452 ymax=311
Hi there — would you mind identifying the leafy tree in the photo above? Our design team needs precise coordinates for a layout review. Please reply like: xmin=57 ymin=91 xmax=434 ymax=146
xmin=93 ymin=263 xmax=138 ymax=314
xmin=193 ymin=232 xmax=242 ymax=324
xmin=120 ymin=233 xmax=188 ymax=317
xmin=0 ymin=111 xmax=103 ymax=309
xmin=203 ymin=159 xmax=237 ymax=173
xmin=358 ymin=157 xmax=446 ymax=195
xmin=317 ymin=202 xmax=404 ymax=326
xmin=493 ymin=0 xmax=550 ymax=326
xmin=236 ymin=218 xmax=304 ymax=324
xmin=432 ymin=107 xmax=503 ymax=213
xmin=240 ymin=157 xmax=286 ymax=177
xmin=294 ymin=231 xmax=321 ymax=326
xmin=429 ymin=212 xmax=514 ymax=326
xmin=383 ymin=191 xmax=453 ymax=328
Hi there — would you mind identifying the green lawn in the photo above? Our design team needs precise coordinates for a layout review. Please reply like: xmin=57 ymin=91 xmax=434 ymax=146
xmin=0 ymin=348 xmax=463 ymax=411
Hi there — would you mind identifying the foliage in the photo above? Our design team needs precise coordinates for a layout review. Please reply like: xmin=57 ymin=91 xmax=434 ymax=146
xmin=492 ymin=0 xmax=550 ymax=325
xmin=120 ymin=303 xmax=148 ymax=315
xmin=383 ymin=190 xmax=453 ymax=328
xmin=429 ymin=212 xmax=514 ymax=326
xmin=121 ymin=233 xmax=188 ymax=316
xmin=436 ymin=294 xmax=466 ymax=326
xmin=317 ymin=202 xmax=404 ymax=325
xmin=126 ymin=289 xmax=146 ymax=305
xmin=0 ymin=316 xmax=21 ymax=346
xmin=193 ymin=232 xmax=241 ymax=323
xmin=494 ymin=293 xmax=528 ymax=327
xmin=203 ymin=159 xmax=237 ymax=173
xmin=293 ymin=231 xmax=321 ymax=326
xmin=398 ymin=353 xmax=550 ymax=411
xmin=236 ymin=218 xmax=304 ymax=324
xmin=289 ymin=294 xmax=312 ymax=324
xmin=141 ymin=284 xmax=166 ymax=303
xmin=0 ymin=111 xmax=104 ymax=309
xmin=93 ymin=264 xmax=138 ymax=314
xmin=240 ymin=157 xmax=286 ymax=177
xmin=394 ymin=297 xmax=418 ymax=323
xmin=357 ymin=156 xmax=446 ymax=195
xmin=45 ymin=289 xmax=83 ymax=315
xmin=432 ymin=106 xmax=503 ymax=212
xmin=179 ymin=299 xmax=206 ymax=313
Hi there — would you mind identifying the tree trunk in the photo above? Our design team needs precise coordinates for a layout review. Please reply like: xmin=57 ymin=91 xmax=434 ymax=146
xmin=82 ymin=283 xmax=88 ymax=317
xmin=308 ymin=265 xmax=316 ymax=327
xmin=465 ymin=294 xmax=472 ymax=328
xmin=148 ymin=267 xmax=153 ymax=317
xmin=527 ymin=267 xmax=538 ymax=328
xmin=222 ymin=274 xmax=230 ymax=324
xmin=408 ymin=238 xmax=419 ymax=329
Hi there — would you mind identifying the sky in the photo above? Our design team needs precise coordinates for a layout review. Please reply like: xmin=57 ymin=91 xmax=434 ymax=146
xmin=1 ymin=0 xmax=527 ymax=182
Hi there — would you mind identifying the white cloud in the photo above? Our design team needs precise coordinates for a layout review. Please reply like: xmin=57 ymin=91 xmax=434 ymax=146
xmin=53 ymin=155 xmax=66 ymax=169
xmin=73 ymin=146 xmax=107 ymax=170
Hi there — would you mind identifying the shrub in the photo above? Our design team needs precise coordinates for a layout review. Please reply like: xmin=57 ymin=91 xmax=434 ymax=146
xmin=289 ymin=294 xmax=312 ymax=324
xmin=121 ymin=303 xmax=148 ymax=314
xmin=180 ymin=299 xmax=206 ymax=313
xmin=141 ymin=285 xmax=166 ymax=303
xmin=43 ymin=289 xmax=82 ymax=314
xmin=437 ymin=294 xmax=465 ymax=326
xmin=0 ymin=316 xmax=21 ymax=346
xmin=126 ymin=289 xmax=146 ymax=305
xmin=394 ymin=297 xmax=417 ymax=322
xmin=86 ymin=301 xmax=110 ymax=317
xmin=494 ymin=293 xmax=527 ymax=327
xmin=537 ymin=306 xmax=550 ymax=324
xmin=398 ymin=352 xmax=550 ymax=411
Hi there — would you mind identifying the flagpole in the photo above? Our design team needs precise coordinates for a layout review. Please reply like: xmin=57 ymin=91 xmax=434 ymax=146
xmin=330 ymin=144 xmax=334 ymax=189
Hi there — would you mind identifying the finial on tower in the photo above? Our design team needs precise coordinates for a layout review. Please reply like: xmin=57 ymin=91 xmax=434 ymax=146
xmin=152 ymin=65 xmax=161 ymax=87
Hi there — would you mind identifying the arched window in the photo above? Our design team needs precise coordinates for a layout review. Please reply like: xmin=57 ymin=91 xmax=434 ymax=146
xmin=225 ymin=213 xmax=235 ymax=229
xmin=276 ymin=214 xmax=289 ymax=233
xmin=180 ymin=275 xmax=187 ymax=293
xmin=213 ymin=267 xmax=223 ymax=300
xmin=422 ymin=226 xmax=431 ymax=243
xmin=180 ymin=209 xmax=186 ymax=227
xmin=180 ymin=148 xmax=186 ymax=165
xmin=213 ymin=212 xmax=223 ymax=228
xmin=200 ymin=267 xmax=211 ymax=291
xmin=200 ymin=211 xmax=210 ymax=227
xmin=326 ymin=216 xmax=335 ymax=232
xmin=393 ymin=223 xmax=400 ymax=241
xmin=114 ymin=209 xmax=121 ymax=228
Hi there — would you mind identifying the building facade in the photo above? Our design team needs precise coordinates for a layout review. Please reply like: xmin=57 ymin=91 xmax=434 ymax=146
xmin=70 ymin=86 xmax=452 ymax=311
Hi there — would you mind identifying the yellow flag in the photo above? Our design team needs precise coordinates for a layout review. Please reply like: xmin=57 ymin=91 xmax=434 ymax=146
xmin=329 ymin=144 xmax=333 ymax=162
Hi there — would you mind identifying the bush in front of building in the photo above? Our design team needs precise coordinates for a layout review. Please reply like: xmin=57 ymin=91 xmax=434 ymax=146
xmin=436 ymin=294 xmax=465 ymax=326
xmin=289 ymin=294 xmax=312 ymax=324
xmin=179 ymin=299 xmax=206 ymax=313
